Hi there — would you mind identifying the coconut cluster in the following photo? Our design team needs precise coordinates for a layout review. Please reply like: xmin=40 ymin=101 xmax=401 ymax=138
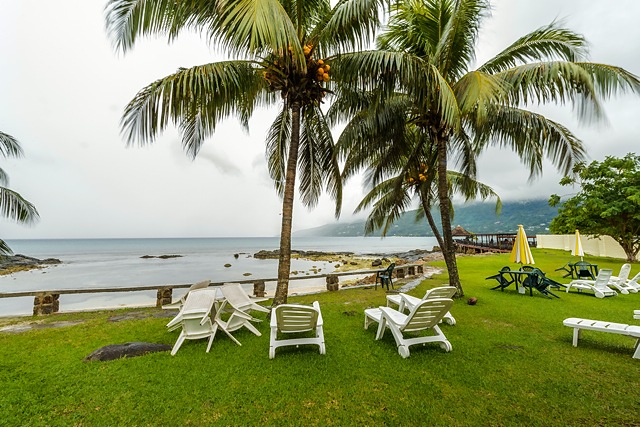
xmin=405 ymin=164 xmax=430 ymax=187
xmin=262 ymin=44 xmax=330 ymax=104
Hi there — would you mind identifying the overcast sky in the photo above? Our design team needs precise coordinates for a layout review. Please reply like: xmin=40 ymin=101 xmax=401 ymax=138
xmin=1 ymin=0 xmax=638 ymax=239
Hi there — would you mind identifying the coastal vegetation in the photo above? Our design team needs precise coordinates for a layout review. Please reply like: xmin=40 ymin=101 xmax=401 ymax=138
xmin=1 ymin=249 xmax=638 ymax=425
xmin=550 ymin=153 xmax=640 ymax=262
xmin=103 ymin=0 xmax=384 ymax=306
xmin=331 ymin=0 xmax=640 ymax=298
xmin=0 ymin=131 xmax=39 ymax=255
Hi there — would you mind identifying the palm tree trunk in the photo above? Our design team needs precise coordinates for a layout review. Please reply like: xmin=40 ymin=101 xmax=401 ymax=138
xmin=419 ymin=188 xmax=445 ymax=251
xmin=273 ymin=101 xmax=302 ymax=307
xmin=435 ymin=135 xmax=464 ymax=297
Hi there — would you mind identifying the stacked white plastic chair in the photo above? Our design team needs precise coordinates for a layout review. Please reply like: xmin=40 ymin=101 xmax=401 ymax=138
xmin=386 ymin=286 xmax=457 ymax=325
xmin=165 ymin=289 xmax=218 ymax=355
xmin=162 ymin=280 xmax=211 ymax=310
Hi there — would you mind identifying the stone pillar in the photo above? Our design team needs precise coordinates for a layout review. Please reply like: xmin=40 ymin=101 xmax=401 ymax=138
xmin=396 ymin=268 xmax=405 ymax=279
xmin=253 ymin=280 xmax=266 ymax=298
xmin=156 ymin=287 xmax=173 ymax=307
xmin=326 ymin=275 xmax=339 ymax=291
xmin=33 ymin=292 xmax=60 ymax=315
xmin=408 ymin=266 xmax=416 ymax=276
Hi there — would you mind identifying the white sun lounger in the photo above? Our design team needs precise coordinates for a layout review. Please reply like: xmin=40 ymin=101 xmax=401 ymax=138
xmin=563 ymin=317 xmax=640 ymax=359
xmin=608 ymin=264 xmax=636 ymax=294
xmin=386 ymin=286 xmax=457 ymax=325
xmin=565 ymin=268 xmax=616 ymax=298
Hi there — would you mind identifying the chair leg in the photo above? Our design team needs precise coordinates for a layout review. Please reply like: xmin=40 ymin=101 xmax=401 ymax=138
xmin=171 ymin=333 xmax=186 ymax=356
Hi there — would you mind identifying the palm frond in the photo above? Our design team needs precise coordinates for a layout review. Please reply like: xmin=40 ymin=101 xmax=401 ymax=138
xmin=478 ymin=22 xmax=588 ymax=74
xmin=312 ymin=0 xmax=384 ymax=55
xmin=0 ymin=131 xmax=24 ymax=158
xmin=453 ymin=70 xmax=507 ymax=120
xmin=0 ymin=187 xmax=39 ymax=225
xmin=435 ymin=0 xmax=488 ymax=81
xmin=265 ymin=106 xmax=292 ymax=197
xmin=497 ymin=61 xmax=605 ymax=124
xmin=477 ymin=105 xmax=586 ymax=178
xmin=575 ymin=62 xmax=640 ymax=98
xmin=0 ymin=239 xmax=12 ymax=256
xmin=120 ymin=60 xmax=263 ymax=158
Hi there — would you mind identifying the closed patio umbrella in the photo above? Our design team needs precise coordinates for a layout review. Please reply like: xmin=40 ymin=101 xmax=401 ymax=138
xmin=510 ymin=224 xmax=535 ymax=265
xmin=572 ymin=229 xmax=585 ymax=261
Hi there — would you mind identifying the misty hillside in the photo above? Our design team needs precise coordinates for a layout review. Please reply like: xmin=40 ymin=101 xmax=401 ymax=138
xmin=295 ymin=199 xmax=556 ymax=237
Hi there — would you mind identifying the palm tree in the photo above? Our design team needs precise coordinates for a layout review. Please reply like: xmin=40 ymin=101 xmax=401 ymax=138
xmin=332 ymin=0 xmax=640 ymax=294
xmin=104 ymin=0 xmax=384 ymax=305
xmin=0 ymin=131 xmax=39 ymax=255
xmin=332 ymin=103 xmax=500 ymax=296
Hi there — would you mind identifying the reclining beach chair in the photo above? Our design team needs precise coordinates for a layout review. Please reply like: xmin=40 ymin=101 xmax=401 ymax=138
xmin=165 ymin=289 xmax=218 ymax=355
xmin=364 ymin=298 xmax=454 ymax=358
xmin=565 ymin=269 xmax=616 ymax=298
xmin=162 ymin=280 xmax=211 ymax=310
xmin=386 ymin=286 xmax=457 ymax=325
xmin=608 ymin=264 xmax=636 ymax=294
xmin=269 ymin=301 xmax=325 ymax=359
xmin=563 ymin=314 xmax=640 ymax=359
xmin=627 ymin=273 xmax=640 ymax=293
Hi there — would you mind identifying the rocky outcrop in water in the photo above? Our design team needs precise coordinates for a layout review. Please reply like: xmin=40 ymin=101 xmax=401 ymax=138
xmin=0 ymin=254 xmax=61 ymax=271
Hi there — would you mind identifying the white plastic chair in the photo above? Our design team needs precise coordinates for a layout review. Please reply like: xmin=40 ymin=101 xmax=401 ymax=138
xmin=609 ymin=264 xmax=637 ymax=294
xmin=163 ymin=280 xmax=211 ymax=310
xmin=386 ymin=286 xmax=457 ymax=325
xmin=221 ymin=283 xmax=270 ymax=315
xmin=269 ymin=301 xmax=325 ymax=359
xmin=627 ymin=273 xmax=640 ymax=292
xmin=364 ymin=298 xmax=454 ymax=358
xmin=165 ymin=289 xmax=218 ymax=355
xmin=565 ymin=269 xmax=617 ymax=298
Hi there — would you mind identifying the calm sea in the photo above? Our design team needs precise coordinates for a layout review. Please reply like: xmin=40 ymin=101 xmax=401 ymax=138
xmin=1 ymin=236 xmax=438 ymax=316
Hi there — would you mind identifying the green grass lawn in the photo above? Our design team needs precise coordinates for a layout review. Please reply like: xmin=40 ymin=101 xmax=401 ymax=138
xmin=1 ymin=249 xmax=638 ymax=426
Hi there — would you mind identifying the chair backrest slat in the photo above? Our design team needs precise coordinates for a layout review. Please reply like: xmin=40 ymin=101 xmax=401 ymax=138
xmin=594 ymin=269 xmax=613 ymax=290
xmin=276 ymin=306 xmax=318 ymax=333
xmin=402 ymin=298 xmax=454 ymax=332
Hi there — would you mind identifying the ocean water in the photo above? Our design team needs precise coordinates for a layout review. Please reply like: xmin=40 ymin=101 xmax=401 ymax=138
xmin=0 ymin=236 xmax=438 ymax=316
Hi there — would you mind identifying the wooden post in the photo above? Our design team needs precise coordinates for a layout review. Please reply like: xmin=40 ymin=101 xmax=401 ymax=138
xmin=156 ymin=287 xmax=173 ymax=307
xmin=396 ymin=268 xmax=405 ymax=279
xmin=253 ymin=280 xmax=266 ymax=297
xmin=408 ymin=266 xmax=416 ymax=276
xmin=417 ymin=265 xmax=424 ymax=274
xmin=33 ymin=292 xmax=60 ymax=315
xmin=326 ymin=275 xmax=339 ymax=291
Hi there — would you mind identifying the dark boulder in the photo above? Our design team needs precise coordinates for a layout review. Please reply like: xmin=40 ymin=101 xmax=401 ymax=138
xmin=84 ymin=342 xmax=171 ymax=362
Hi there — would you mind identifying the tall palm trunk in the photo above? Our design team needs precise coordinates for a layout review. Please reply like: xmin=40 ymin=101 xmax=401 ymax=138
xmin=273 ymin=101 xmax=302 ymax=307
xmin=435 ymin=135 xmax=463 ymax=296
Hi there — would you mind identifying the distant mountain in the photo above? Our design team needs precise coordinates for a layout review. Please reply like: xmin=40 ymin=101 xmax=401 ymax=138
xmin=295 ymin=199 xmax=557 ymax=237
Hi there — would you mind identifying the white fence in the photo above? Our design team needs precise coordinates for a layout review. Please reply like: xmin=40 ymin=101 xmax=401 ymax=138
xmin=536 ymin=234 xmax=637 ymax=261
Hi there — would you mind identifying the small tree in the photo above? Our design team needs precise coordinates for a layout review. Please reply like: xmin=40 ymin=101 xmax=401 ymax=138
xmin=549 ymin=153 xmax=640 ymax=262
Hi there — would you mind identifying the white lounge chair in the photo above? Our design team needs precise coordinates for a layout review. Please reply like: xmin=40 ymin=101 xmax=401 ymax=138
xmin=364 ymin=298 xmax=454 ymax=358
xmin=563 ymin=317 xmax=640 ymax=359
xmin=212 ymin=299 xmax=263 ymax=346
xmin=386 ymin=286 xmax=457 ymax=325
xmin=162 ymin=280 xmax=211 ymax=310
xmin=627 ymin=273 xmax=640 ymax=293
xmin=165 ymin=289 xmax=218 ymax=355
xmin=565 ymin=268 xmax=616 ymax=298
xmin=221 ymin=283 xmax=270 ymax=315
xmin=608 ymin=264 xmax=635 ymax=294
xmin=269 ymin=301 xmax=325 ymax=359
